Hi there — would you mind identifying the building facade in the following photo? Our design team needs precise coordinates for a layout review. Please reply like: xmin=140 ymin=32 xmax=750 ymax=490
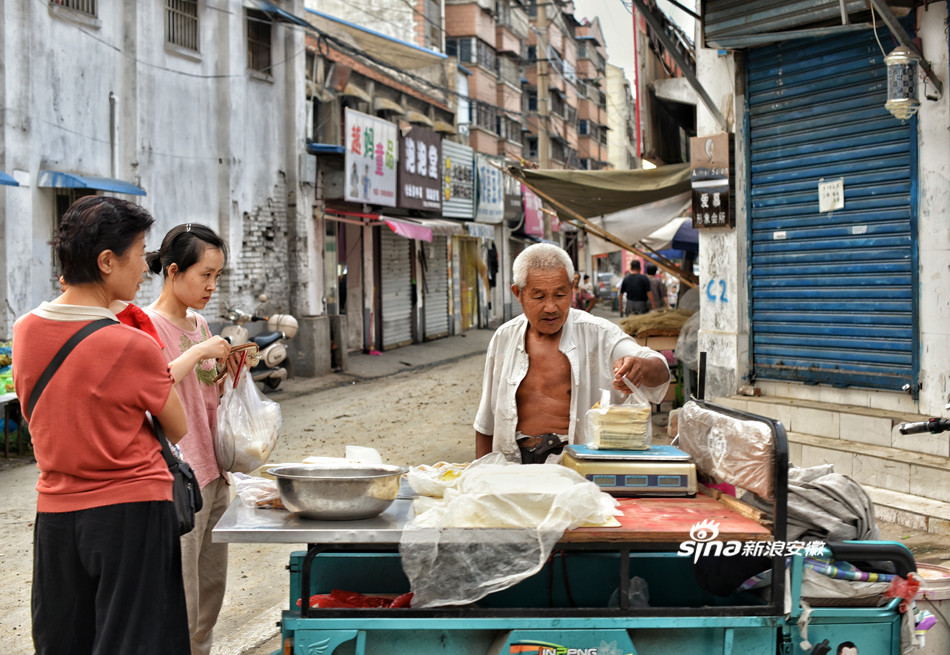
xmin=0 ymin=1 xmax=314 ymax=359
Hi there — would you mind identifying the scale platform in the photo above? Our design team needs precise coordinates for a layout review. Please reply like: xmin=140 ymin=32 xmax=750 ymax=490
xmin=563 ymin=444 xmax=697 ymax=497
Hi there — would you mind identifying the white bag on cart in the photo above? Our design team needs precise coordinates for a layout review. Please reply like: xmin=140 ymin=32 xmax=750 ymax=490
xmin=400 ymin=460 xmax=619 ymax=608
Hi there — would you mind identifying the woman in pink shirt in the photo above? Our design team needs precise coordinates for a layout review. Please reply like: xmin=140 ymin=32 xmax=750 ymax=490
xmin=144 ymin=224 xmax=233 ymax=655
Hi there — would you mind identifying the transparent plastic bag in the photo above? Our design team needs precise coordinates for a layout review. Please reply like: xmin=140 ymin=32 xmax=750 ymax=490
xmin=585 ymin=386 xmax=652 ymax=450
xmin=216 ymin=370 xmax=282 ymax=473
xmin=232 ymin=472 xmax=282 ymax=509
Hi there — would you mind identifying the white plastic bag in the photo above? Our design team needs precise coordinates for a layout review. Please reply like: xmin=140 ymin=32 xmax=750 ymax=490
xmin=406 ymin=452 xmax=507 ymax=498
xmin=585 ymin=386 xmax=653 ymax=450
xmin=216 ymin=370 xmax=282 ymax=473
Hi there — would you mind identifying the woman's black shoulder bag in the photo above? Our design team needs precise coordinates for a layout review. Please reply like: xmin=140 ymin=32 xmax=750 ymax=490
xmin=27 ymin=318 xmax=202 ymax=535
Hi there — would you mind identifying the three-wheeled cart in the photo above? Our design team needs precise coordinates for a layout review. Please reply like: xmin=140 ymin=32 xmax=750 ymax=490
xmin=213 ymin=401 xmax=917 ymax=655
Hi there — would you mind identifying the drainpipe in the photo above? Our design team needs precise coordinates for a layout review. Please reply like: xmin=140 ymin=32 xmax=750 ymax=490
xmin=109 ymin=92 xmax=118 ymax=178
xmin=632 ymin=10 xmax=642 ymax=162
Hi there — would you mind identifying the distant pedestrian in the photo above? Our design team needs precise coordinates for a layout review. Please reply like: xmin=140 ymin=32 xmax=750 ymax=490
xmin=619 ymin=261 xmax=654 ymax=316
xmin=646 ymin=264 xmax=668 ymax=310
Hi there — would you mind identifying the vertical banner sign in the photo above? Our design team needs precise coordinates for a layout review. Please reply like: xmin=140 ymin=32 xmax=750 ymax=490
xmin=503 ymin=169 xmax=523 ymax=228
xmin=442 ymin=140 xmax=474 ymax=219
xmin=398 ymin=126 xmax=442 ymax=211
xmin=689 ymin=133 xmax=733 ymax=228
xmin=475 ymin=154 xmax=505 ymax=224
xmin=522 ymin=184 xmax=544 ymax=237
xmin=345 ymin=108 xmax=397 ymax=207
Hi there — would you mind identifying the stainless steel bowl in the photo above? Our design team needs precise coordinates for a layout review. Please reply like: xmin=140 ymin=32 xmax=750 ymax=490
xmin=268 ymin=464 xmax=408 ymax=520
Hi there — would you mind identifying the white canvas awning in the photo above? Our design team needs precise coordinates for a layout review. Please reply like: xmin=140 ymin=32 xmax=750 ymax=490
xmin=586 ymin=192 xmax=691 ymax=256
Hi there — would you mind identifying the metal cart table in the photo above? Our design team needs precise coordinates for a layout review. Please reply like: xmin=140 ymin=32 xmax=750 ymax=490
xmin=213 ymin=401 xmax=915 ymax=655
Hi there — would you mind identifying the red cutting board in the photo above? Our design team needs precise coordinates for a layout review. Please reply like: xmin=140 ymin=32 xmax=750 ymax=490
xmin=563 ymin=495 xmax=772 ymax=544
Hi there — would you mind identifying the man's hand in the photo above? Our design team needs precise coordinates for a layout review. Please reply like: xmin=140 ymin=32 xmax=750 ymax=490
xmin=612 ymin=355 xmax=668 ymax=393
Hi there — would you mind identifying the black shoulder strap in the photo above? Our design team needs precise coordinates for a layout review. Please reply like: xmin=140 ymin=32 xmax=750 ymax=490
xmin=27 ymin=318 xmax=116 ymax=417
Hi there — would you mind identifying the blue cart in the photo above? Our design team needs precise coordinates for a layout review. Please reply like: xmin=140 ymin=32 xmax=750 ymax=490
xmin=213 ymin=401 xmax=916 ymax=655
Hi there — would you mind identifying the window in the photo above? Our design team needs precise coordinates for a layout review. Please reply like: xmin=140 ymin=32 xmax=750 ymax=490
xmin=549 ymin=92 xmax=564 ymax=117
xmin=525 ymin=45 xmax=537 ymax=62
xmin=496 ymin=116 xmax=522 ymax=144
xmin=425 ymin=0 xmax=442 ymax=50
xmin=496 ymin=55 xmax=521 ymax=87
xmin=526 ymin=90 xmax=537 ymax=112
xmin=579 ymin=119 xmax=589 ymax=136
xmin=577 ymin=42 xmax=587 ymax=59
xmin=495 ymin=0 xmax=510 ymax=28
xmin=526 ymin=136 xmax=538 ymax=159
xmin=446 ymin=37 xmax=496 ymax=72
xmin=246 ymin=9 xmax=272 ymax=74
xmin=473 ymin=102 xmax=497 ymax=133
xmin=166 ymin=0 xmax=199 ymax=52
xmin=51 ymin=0 xmax=96 ymax=16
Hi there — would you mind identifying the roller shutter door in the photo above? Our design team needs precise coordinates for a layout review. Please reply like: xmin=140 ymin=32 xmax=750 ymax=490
xmin=747 ymin=28 xmax=917 ymax=392
xmin=380 ymin=230 xmax=413 ymax=349
xmin=423 ymin=236 xmax=450 ymax=339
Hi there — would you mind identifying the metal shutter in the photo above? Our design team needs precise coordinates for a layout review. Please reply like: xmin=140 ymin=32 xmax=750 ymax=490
xmin=380 ymin=230 xmax=413 ymax=349
xmin=747 ymin=28 xmax=917 ymax=392
xmin=423 ymin=236 xmax=450 ymax=339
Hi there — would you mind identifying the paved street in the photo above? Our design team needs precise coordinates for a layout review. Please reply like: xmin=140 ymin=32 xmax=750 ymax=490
xmin=3 ymin=317 xmax=950 ymax=654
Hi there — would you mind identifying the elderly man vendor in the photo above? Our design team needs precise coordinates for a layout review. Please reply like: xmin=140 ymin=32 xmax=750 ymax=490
xmin=474 ymin=244 xmax=670 ymax=463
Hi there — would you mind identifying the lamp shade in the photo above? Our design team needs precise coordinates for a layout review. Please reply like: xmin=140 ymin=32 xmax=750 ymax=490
xmin=884 ymin=45 xmax=920 ymax=121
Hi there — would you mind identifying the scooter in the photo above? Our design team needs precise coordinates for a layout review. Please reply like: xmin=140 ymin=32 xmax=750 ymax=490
xmin=220 ymin=300 xmax=299 ymax=390
xmin=898 ymin=417 xmax=950 ymax=435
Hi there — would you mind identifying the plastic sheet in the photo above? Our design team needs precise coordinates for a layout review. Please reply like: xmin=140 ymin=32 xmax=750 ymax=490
xmin=676 ymin=400 xmax=773 ymax=499
xmin=674 ymin=311 xmax=700 ymax=371
xmin=216 ymin=369 xmax=282 ymax=473
xmin=399 ymin=461 xmax=619 ymax=607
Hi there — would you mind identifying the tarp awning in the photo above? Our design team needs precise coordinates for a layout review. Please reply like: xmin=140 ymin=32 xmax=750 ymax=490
xmin=373 ymin=97 xmax=406 ymax=114
xmin=411 ymin=218 xmax=464 ymax=235
xmin=587 ymin=192 xmax=691 ymax=256
xmin=405 ymin=110 xmax=434 ymax=127
xmin=38 ymin=170 xmax=146 ymax=196
xmin=383 ymin=217 xmax=433 ymax=242
xmin=0 ymin=171 xmax=19 ymax=186
xmin=509 ymin=163 xmax=690 ymax=219
xmin=305 ymin=9 xmax=447 ymax=71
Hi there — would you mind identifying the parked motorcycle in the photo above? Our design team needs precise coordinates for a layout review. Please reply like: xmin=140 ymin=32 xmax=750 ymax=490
xmin=898 ymin=417 xmax=950 ymax=435
xmin=220 ymin=299 xmax=298 ymax=390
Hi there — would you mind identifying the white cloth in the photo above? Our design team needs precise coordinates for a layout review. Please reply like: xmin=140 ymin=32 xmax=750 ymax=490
xmin=473 ymin=308 xmax=670 ymax=462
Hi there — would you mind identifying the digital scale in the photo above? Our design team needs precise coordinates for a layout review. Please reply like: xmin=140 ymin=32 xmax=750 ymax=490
xmin=562 ymin=444 xmax=697 ymax=497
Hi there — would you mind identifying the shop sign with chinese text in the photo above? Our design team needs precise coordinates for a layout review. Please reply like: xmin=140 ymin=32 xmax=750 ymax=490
xmin=345 ymin=108 xmax=397 ymax=207
xmin=690 ymin=133 xmax=733 ymax=228
xmin=523 ymin=185 xmax=544 ymax=237
xmin=442 ymin=140 xmax=474 ymax=219
xmin=398 ymin=126 xmax=441 ymax=211
xmin=475 ymin=153 xmax=505 ymax=224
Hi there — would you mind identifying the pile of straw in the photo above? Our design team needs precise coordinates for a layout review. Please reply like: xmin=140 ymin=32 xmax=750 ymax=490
xmin=619 ymin=308 xmax=695 ymax=338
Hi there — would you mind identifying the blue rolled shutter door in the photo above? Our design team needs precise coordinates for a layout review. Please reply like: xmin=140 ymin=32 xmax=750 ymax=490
xmin=747 ymin=28 xmax=918 ymax=392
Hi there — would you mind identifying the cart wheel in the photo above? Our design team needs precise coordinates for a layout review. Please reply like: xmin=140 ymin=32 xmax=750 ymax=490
xmin=264 ymin=377 xmax=282 ymax=390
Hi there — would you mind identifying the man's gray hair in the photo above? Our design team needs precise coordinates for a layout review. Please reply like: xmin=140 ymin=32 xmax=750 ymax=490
xmin=512 ymin=243 xmax=575 ymax=289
